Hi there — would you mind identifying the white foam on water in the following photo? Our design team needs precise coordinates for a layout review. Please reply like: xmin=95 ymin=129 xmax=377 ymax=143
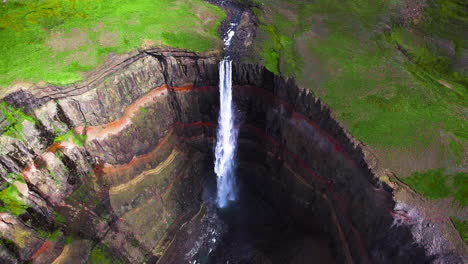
xmin=215 ymin=23 xmax=238 ymax=208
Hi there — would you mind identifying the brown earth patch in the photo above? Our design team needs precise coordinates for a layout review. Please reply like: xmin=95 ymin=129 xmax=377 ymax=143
xmin=46 ymin=28 xmax=90 ymax=52
xmin=401 ymin=0 xmax=426 ymax=25
xmin=63 ymin=50 xmax=98 ymax=67
xmin=438 ymin=79 xmax=453 ymax=89
xmin=98 ymin=31 xmax=120 ymax=47
xmin=295 ymin=32 xmax=328 ymax=96
xmin=372 ymin=140 xmax=446 ymax=178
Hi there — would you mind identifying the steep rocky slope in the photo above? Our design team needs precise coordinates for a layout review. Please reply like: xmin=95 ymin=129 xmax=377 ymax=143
xmin=0 ymin=48 xmax=465 ymax=263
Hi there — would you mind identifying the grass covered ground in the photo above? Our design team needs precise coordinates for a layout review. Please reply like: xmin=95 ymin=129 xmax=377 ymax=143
xmin=451 ymin=217 xmax=468 ymax=242
xmin=0 ymin=0 xmax=226 ymax=88
xmin=402 ymin=169 xmax=467 ymax=207
xmin=251 ymin=0 xmax=466 ymax=150
xmin=247 ymin=0 xmax=467 ymax=241
xmin=248 ymin=0 xmax=466 ymax=202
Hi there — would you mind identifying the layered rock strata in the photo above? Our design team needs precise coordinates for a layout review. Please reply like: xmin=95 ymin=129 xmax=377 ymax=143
xmin=0 ymin=49 xmax=464 ymax=263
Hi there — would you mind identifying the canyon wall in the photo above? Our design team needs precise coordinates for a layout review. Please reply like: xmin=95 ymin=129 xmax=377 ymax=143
xmin=0 ymin=49 xmax=463 ymax=263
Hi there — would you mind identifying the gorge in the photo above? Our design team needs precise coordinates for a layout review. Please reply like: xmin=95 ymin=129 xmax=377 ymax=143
xmin=0 ymin=48 xmax=462 ymax=263
xmin=0 ymin=0 xmax=466 ymax=263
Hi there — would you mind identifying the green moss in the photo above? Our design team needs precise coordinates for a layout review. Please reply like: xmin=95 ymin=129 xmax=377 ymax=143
xmin=87 ymin=244 xmax=121 ymax=264
xmin=453 ymin=172 xmax=468 ymax=207
xmin=55 ymin=150 xmax=65 ymax=159
xmin=53 ymin=211 xmax=66 ymax=224
xmin=37 ymin=229 xmax=62 ymax=241
xmin=0 ymin=0 xmax=226 ymax=88
xmin=54 ymin=130 xmax=87 ymax=147
xmin=0 ymin=102 xmax=36 ymax=140
xmin=139 ymin=107 xmax=148 ymax=113
xmin=130 ymin=237 xmax=139 ymax=247
xmin=448 ymin=138 xmax=465 ymax=165
xmin=0 ymin=183 xmax=28 ymax=216
xmin=258 ymin=25 xmax=280 ymax=74
xmin=66 ymin=183 xmax=100 ymax=208
xmin=72 ymin=133 xmax=87 ymax=147
xmin=6 ymin=173 xmax=25 ymax=183
xmin=0 ymin=237 xmax=16 ymax=249
xmin=402 ymin=169 xmax=451 ymax=199
xmin=255 ymin=11 xmax=302 ymax=76
xmin=450 ymin=217 xmax=468 ymax=242
xmin=64 ymin=235 xmax=75 ymax=245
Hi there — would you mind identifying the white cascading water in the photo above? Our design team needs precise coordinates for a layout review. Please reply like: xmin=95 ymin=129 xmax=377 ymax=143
xmin=215 ymin=24 xmax=237 ymax=208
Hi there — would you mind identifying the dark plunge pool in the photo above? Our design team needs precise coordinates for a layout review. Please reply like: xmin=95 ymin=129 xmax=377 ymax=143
xmin=158 ymin=170 xmax=335 ymax=264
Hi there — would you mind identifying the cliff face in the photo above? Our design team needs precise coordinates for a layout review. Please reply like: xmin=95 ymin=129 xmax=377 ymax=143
xmin=0 ymin=49 xmax=463 ymax=263
xmin=0 ymin=49 xmax=220 ymax=263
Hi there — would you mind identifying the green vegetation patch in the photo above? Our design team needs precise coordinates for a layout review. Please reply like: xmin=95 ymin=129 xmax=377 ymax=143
xmin=0 ymin=0 xmax=226 ymax=88
xmin=53 ymin=211 xmax=66 ymax=224
xmin=66 ymin=182 xmax=100 ymax=208
xmin=54 ymin=129 xmax=87 ymax=147
xmin=421 ymin=0 xmax=468 ymax=53
xmin=139 ymin=106 xmax=149 ymax=114
xmin=402 ymin=169 xmax=451 ymax=199
xmin=251 ymin=0 xmax=466 ymax=168
xmin=253 ymin=8 xmax=303 ymax=76
xmin=0 ymin=102 xmax=36 ymax=140
xmin=402 ymin=169 xmax=468 ymax=206
xmin=453 ymin=172 xmax=468 ymax=207
xmin=448 ymin=137 xmax=465 ymax=166
xmin=87 ymin=244 xmax=122 ymax=264
xmin=0 ymin=173 xmax=28 ymax=216
xmin=0 ymin=185 xmax=28 ymax=215
xmin=37 ymin=229 xmax=62 ymax=241
xmin=64 ymin=235 xmax=75 ymax=245
xmin=450 ymin=217 xmax=468 ymax=242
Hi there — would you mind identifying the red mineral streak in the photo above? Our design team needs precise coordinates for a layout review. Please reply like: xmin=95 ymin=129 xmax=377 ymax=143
xmin=173 ymin=122 xmax=370 ymax=261
xmin=47 ymin=142 xmax=64 ymax=153
xmin=82 ymin=85 xmax=216 ymax=141
xmin=241 ymin=124 xmax=370 ymax=261
xmin=102 ymin=128 xmax=175 ymax=175
xmin=82 ymin=84 xmax=354 ymax=166
xmin=17 ymin=84 xmax=371 ymax=260
xmin=173 ymin=85 xmax=214 ymax=92
xmin=84 ymin=85 xmax=169 ymax=141
xmin=235 ymin=85 xmax=353 ymax=162
xmin=174 ymin=121 xmax=216 ymax=128
xmin=102 ymin=121 xmax=370 ymax=260
xmin=102 ymin=121 xmax=216 ymax=175
xmin=30 ymin=241 xmax=52 ymax=260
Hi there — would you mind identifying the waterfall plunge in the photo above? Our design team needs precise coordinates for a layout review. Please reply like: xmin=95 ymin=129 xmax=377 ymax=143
xmin=215 ymin=25 xmax=237 ymax=208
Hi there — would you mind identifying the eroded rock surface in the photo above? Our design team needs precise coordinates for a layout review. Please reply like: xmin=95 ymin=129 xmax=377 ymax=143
xmin=0 ymin=49 xmax=465 ymax=263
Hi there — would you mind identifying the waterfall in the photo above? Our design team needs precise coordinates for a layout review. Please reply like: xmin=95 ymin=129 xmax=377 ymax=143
xmin=215 ymin=24 xmax=238 ymax=208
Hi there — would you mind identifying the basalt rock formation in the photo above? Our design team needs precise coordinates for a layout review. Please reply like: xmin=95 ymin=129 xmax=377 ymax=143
xmin=0 ymin=49 xmax=464 ymax=263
